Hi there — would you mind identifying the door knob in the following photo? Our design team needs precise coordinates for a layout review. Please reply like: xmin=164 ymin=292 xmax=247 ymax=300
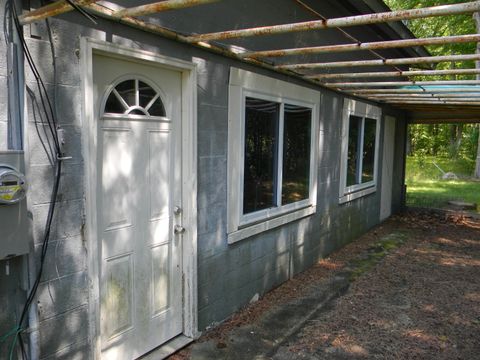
xmin=173 ymin=206 xmax=182 ymax=215
xmin=174 ymin=225 xmax=186 ymax=234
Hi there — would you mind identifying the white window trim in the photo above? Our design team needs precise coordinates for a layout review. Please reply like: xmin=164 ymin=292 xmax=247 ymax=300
xmin=227 ymin=68 xmax=319 ymax=244
xmin=339 ymin=99 xmax=381 ymax=204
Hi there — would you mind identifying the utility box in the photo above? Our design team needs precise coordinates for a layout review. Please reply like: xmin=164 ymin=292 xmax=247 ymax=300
xmin=0 ymin=151 xmax=29 ymax=259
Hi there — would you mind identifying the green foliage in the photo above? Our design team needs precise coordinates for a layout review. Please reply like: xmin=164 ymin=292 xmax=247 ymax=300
xmin=409 ymin=124 xmax=479 ymax=159
xmin=383 ymin=0 xmax=477 ymax=78
xmin=406 ymin=179 xmax=480 ymax=212
xmin=406 ymin=155 xmax=475 ymax=181
xmin=405 ymin=156 xmax=480 ymax=212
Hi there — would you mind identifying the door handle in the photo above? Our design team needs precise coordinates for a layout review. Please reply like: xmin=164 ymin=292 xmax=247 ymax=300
xmin=174 ymin=225 xmax=186 ymax=234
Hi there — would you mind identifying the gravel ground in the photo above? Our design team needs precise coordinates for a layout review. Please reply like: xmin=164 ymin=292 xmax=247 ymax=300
xmin=171 ymin=211 xmax=480 ymax=359
xmin=279 ymin=212 xmax=480 ymax=359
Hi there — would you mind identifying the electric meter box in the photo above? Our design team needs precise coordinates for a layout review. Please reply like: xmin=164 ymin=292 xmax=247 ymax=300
xmin=0 ymin=151 xmax=29 ymax=259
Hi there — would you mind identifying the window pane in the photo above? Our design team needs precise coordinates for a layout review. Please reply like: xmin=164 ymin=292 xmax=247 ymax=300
xmin=105 ymin=92 xmax=125 ymax=114
xmin=362 ymin=118 xmax=377 ymax=183
xmin=282 ymin=104 xmax=311 ymax=205
xmin=138 ymin=81 xmax=156 ymax=108
xmin=115 ymin=80 xmax=136 ymax=107
xmin=347 ymin=115 xmax=362 ymax=186
xmin=148 ymin=98 xmax=166 ymax=117
xmin=138 ymin=81 xmax=166 ymax=117
xmin=243 ymin=97 xmax=279 ymax=214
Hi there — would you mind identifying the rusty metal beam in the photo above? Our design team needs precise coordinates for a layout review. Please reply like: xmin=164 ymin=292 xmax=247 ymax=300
xmin=325 ymin=80 xmax=480 ymax=88
xmin=371 ymin=98 xmax=480 ymax=103
xmin=412 ymin=118 xmax=480 ymax=124
xmin=378 ymin=97 xmax=480 ymax=102
xmin=241 ymin=34 xmax=480 ymax=59
xmin=309 ymin=68 xmax=480 ymax=80
xmin=347 ymin=87 xmax=480 ymax=94
xmin=18 ymin=0 xmax=97 ymax=25
xmin=112 ymin=0 xmax=219 ymax=18
xmin=80 ymin=2 xmax=323 ymax=89
xmin=365 ymin=93 xmax=480 ymax=98
xmin=276 ymin=54 xmax=480 ymax=70
xmin=186 ymin=1 xmax=480 ymax=43
xmin=384 ymin=100 xmax=480 ymax=105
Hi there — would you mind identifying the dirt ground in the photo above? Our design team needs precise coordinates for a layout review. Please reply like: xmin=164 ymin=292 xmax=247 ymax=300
xmin=171 ymin=211 xmax=480 ymax=359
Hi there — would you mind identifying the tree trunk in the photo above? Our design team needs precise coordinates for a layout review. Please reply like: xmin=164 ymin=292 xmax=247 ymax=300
xmin=475 ymin=124 xmax=480 ymax=178
xmin=455 ymin=123 xmax=463 ymax=156
xmin=475 ymin=13 xmax=480 ymax=177
xmin=406 ymin=126 xmax=412 ymax=155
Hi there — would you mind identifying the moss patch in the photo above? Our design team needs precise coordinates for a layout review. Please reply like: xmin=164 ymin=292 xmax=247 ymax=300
xmin=348 ymin=232 xmax=409 ymax=281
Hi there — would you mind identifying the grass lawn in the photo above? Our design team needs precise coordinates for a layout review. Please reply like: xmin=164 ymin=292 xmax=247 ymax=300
xmin=405 ymin=156 xmax=480 ymax=213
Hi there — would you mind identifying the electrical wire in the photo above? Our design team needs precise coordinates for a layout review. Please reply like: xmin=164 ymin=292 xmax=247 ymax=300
xmin=5 ymin=1 xmax=64 ymax=359
xmin=4 ymin=0 xmax=96 ymax=357
xmin=65 ymin=0 xmax=98 ymax=24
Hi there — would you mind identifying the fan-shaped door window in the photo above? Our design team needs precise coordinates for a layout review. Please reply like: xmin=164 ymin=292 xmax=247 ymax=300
xmin=104 ymin=78 xmax=166 ymax=117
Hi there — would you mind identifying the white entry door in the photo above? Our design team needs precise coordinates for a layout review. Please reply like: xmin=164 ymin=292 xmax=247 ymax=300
xmin=92 ymin=54 xmax=183 ymax=359
xmin=380 ymin=116 xmax=396 ymax=221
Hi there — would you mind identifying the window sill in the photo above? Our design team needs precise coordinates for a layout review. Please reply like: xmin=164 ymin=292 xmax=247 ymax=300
xmin=227 ymin=206 xmax=316 ymax=244
xmin=339 ymin=186 xmax=376 ymax=204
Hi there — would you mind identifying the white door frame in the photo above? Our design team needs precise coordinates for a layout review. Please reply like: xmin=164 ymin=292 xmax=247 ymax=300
xmin=380 ymin=115 xmax=396 ymax=221
xmin=81 ymin=38 xmax=198 ymax=358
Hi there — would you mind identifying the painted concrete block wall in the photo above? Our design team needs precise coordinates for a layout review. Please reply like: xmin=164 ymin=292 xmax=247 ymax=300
xmin=0 ymin=8 xmax=407 ymax=360
xmin=197 ymin=89 xmax=386 ymax=328
xmin=23 ymin=20 xmax=91 ymax=358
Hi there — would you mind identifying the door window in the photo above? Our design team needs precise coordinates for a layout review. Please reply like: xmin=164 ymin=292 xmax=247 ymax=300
xmin=104 ymin=78 xmax=166 ymax=117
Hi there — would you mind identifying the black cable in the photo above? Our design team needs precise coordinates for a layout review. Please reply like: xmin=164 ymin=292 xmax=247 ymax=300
xmin=65 ymin=0 xmax=98 ymax=25
xmin=11 ymin=4 xmax=60 ymax=152
xmin=7 ymin=1 xmax=64 ymax=358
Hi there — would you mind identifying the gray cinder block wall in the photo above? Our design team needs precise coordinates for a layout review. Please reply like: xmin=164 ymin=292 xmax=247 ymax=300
xmin=0 ymin=3 xmax=408 ymax=359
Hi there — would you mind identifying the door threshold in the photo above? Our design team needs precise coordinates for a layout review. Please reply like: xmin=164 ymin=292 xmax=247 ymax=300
xmin=138 ymin=335 xmax=194 ymax=360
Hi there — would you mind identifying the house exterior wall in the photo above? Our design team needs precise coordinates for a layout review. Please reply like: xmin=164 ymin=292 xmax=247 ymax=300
xmin=0 ymin=3 xmax=408 ymax=358
xmin=0 ymin=2 xmax=9 ymax=150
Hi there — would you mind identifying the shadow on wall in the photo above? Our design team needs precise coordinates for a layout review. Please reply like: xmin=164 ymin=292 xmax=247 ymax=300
xmin=12 ymin=16 xmax=91 ymax=359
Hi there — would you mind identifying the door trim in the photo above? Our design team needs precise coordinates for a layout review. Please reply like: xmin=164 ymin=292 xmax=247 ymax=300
xmin=81 ymin=38 xmax=198 ymax=359
xmin=380 ymin=115 xmax=396 ymax=221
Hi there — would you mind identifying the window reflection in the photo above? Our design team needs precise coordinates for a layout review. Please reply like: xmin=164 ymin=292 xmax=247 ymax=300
xmin=282 ymin=104 xmax=311 ymax=204
xmin=243 ymin=97 xmax=279 ymax=214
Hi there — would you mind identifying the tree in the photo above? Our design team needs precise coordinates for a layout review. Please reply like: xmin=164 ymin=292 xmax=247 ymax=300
xmin=475 ymin=12 xmax=480 ymax=178
xmin=384 ymin=1 xmax=480 ymax=176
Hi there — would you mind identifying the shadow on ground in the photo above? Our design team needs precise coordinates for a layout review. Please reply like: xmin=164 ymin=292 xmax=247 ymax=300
xmin=170 ymin=211 xmax=480 ymax=360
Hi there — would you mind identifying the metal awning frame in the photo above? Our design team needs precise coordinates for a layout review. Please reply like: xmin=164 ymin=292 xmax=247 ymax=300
xmin=16 ymin=0 xmax=480 ymax=111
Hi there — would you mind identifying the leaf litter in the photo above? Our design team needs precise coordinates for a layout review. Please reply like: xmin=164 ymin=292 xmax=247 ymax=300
xmin=170 ymin=211 xmax=480 ymax=359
